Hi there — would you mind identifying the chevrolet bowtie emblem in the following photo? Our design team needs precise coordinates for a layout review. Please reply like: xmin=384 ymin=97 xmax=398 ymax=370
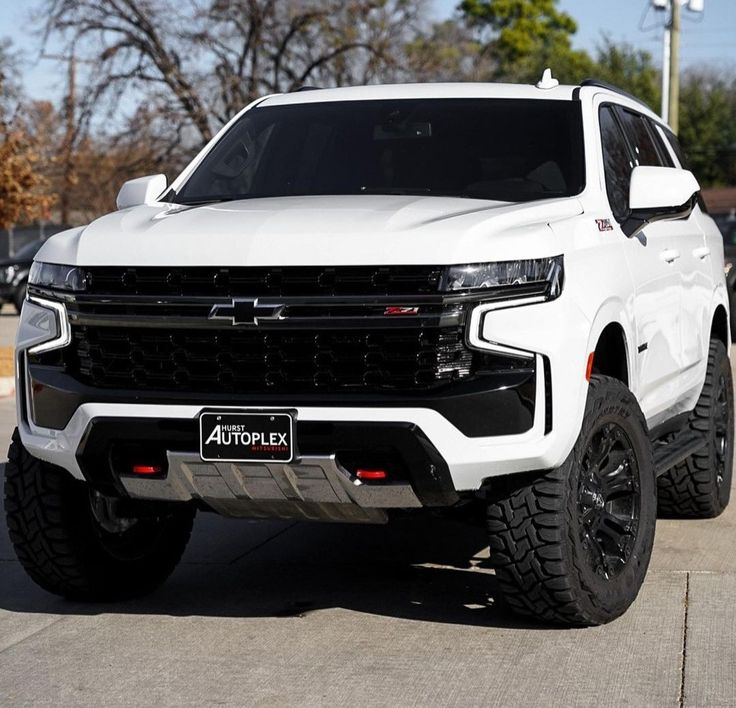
xmin=208 ymin=298 xmax=285 ymax=326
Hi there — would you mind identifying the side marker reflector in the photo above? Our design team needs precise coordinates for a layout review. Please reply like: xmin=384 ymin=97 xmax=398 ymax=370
xmin=585 ymin=352 xmax=595 ymax=382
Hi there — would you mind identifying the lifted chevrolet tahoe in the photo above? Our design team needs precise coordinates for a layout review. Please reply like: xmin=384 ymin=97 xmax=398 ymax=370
xmin=4 ymin=76 xmax=733 ymax=626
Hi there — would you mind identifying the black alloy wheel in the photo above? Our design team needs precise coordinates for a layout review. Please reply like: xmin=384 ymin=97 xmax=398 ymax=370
xmin=578 ymin=422 xmax=640 ymax=581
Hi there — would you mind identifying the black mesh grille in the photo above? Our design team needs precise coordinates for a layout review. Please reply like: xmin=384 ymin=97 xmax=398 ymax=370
xmin=53 ymin=325 xmax=495 ymax=393
xmin=81 ymin=265 xmax=444 ymax=297
xmin=30 ymin=265 xmax=528 ymax=395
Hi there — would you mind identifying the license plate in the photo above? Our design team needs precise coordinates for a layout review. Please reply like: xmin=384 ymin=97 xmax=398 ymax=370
xmin=199 ymin=411 xmax=294 ymax=463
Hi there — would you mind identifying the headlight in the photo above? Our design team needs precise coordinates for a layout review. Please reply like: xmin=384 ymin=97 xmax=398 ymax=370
xmin=3 ymin=265 xmax=18 ymax=282
xmin=29 ymin=262 xmax=87 ymax=292
xmin=18 ymin=297 xmax=71 ymax=354
xmin=442 ymin=256 xmax=563 ymax=300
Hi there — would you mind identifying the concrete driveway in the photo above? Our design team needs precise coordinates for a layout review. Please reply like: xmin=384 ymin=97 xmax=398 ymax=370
xmin=0 ymin=310 xmax=734 ymax=706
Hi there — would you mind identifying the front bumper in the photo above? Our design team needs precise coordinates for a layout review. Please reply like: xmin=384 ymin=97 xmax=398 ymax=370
xmin=27 ymin=362 xmax=536 ymax=437
xmin=18 ymin=361 xmax=564 ymax=495
xmin=74 ymin=416 xmax=458 ymax=511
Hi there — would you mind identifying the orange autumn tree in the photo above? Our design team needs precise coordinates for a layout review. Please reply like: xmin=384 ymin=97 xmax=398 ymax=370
xmin=0 ymin=125 xmax=55 ymax=230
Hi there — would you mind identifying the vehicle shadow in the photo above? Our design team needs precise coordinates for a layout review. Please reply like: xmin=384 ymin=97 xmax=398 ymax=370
xmin=0 ymin=512 xmax=559 ymax=630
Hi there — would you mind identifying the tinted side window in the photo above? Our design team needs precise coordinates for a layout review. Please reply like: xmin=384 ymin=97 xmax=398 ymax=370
xmin=600 ymin=106 xmax=633 ymax=221
xmin=660 ymin=126 xmax=707 ymax=212
xmin=618 ymin=110 xmax=664 ymax=167
xmin=662 ymin=128 xmax=690 ymax=169
xmin=646 ymin=119 xmax=674 ymax=167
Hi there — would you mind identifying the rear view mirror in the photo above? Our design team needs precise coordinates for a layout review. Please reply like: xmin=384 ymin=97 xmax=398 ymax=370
xmin=623 ymin=166 xmax=699 ymax=237
xmin=116 ymin=174 xmax=168 ymax=210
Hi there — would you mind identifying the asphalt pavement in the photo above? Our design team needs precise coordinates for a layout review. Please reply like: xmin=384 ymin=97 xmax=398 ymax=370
xmin=0 ymin=310 xmax=734 ymax=707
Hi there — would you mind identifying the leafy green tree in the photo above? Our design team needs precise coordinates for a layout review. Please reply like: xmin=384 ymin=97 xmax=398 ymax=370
xmin=678 ymin=71 xmax=736 ymax=187
xmin=459 ymin=0 xmax=591 ymax=82
xmin=590 ymin=39 xmax=660 ymax=111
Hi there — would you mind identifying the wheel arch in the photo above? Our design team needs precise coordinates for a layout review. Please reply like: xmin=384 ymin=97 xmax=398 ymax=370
xmin=586 ymin=299 xmax=635 ymax=390
xmin=591 ymin=322 xmax=629 ymax=386
xmin=711 ymin=303 xmax=729 ymax=348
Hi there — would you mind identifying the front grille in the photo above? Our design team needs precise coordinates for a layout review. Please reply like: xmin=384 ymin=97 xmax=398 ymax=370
xmin=48 ymin=325 xmax=500 ymax=394
xmin=30 ymin=265 xmax=531 ymax=395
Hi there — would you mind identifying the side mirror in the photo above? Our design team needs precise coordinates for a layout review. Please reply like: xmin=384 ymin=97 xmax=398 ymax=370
xmin=116 ymin=174 xmax=168 ymax=210
xmin=623 ymin=166 xmax=700 ymax=237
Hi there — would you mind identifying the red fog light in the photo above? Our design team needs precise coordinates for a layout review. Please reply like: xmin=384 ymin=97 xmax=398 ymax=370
xmin=356 ymin=469 xmax=387 ymax=480
xmin=132 ymin=464 xmax=162 ymax=476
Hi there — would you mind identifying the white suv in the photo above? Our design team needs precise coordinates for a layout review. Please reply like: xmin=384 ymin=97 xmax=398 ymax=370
xmin=5 ymin=77 xmax=732 ymax=626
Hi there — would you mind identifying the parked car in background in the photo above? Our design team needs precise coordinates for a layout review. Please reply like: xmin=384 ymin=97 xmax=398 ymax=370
xmin=0 ymin=239 xmax=45 ymax=313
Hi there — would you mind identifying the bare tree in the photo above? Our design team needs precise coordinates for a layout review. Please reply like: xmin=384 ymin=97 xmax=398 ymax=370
xmin=41 ymin=0 xmax=428 ymax=149
xmin=405 ymin=19 xmax=488 ymax=82
xmin=0 ymin=39 xmax=22 ymax=122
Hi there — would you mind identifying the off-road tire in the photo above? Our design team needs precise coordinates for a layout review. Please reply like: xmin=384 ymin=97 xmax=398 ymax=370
xmin=487 ymin=375 xmax=656 ymax=626
xmin=4 ymin=428 xmax=195 ymax=601
xmin=657 ymin=339 xmax=734 ymax=518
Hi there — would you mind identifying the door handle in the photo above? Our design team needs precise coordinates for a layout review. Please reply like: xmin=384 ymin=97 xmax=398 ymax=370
xmin=693 ymin=246 xmax=711 ymax=260
xmin=660 ymin=249 xmax=681 ymax=264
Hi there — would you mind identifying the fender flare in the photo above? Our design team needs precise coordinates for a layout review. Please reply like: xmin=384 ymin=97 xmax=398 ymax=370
xmin=585 ymin=296 xmax=636 ymax=387
xmin=709 ymin=282 xmax=730 ymax=351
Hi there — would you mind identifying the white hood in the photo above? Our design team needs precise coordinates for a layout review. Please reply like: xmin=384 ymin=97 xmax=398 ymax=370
xmin=38 ymin=195 xmax=583 ymax=267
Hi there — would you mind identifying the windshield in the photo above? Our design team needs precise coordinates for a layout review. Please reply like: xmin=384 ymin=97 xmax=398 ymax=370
xmin=172 ymin=98 xmax=585 ymax=205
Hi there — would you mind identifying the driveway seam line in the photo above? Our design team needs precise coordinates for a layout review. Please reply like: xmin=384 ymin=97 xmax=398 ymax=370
xmin=0 ymin=616 xmax=66 ymax=656
xmin=678 ymin=570 xmax=690 ymax=708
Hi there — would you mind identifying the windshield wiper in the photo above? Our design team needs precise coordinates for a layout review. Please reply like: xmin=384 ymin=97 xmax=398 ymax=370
xmin=172 ymin=195 xmax=251 ymax=206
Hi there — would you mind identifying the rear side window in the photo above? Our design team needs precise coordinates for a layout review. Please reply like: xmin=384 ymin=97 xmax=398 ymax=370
xmin=618 ymin=110 xmax=668 ymax=167
xmin=599 ymin=106 xmax=633 ymax=221
xmin=646 ymin=119 xmax=674 ymax=167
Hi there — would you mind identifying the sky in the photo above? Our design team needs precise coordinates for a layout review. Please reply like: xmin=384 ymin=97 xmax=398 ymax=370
xmin=1 ymin=0 xmax=735 ymax=104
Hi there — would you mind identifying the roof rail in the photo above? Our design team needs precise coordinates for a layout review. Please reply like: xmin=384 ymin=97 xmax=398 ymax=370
xmin=292 ymin=86 xmax=322 ymax=92
xmin=578 ymin=79 xmax=650 ymax=111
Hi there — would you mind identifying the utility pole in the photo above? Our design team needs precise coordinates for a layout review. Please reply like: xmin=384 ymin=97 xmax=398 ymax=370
xmin=661 ymin=18 xmax=671 ymax=123
xmin=668 ymin=0 xmax=682 ymax=133
xmin=651 ymin=0 xmax=704 ymax=132
xmin=40 ymin=51 xmax=93 ymax=226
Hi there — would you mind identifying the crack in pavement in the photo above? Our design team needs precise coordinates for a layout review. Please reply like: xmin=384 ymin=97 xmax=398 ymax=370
xmin=679 ymin=571 xmax=691 ymax=708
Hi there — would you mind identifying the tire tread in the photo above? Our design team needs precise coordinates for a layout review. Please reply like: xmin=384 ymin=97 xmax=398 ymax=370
xmin=657 ymin=340 xmax=733 ymax=518
xmin=487 ymin=376 xmax=655 ymax=626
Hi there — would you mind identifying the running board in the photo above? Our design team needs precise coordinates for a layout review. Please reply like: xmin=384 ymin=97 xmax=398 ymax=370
xmin=653 ymin=429 xmax=708 ymax=477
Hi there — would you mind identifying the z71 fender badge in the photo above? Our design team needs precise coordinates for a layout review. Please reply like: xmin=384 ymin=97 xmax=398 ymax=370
xmin=596 ymin=218 xmax=614 ymax=232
